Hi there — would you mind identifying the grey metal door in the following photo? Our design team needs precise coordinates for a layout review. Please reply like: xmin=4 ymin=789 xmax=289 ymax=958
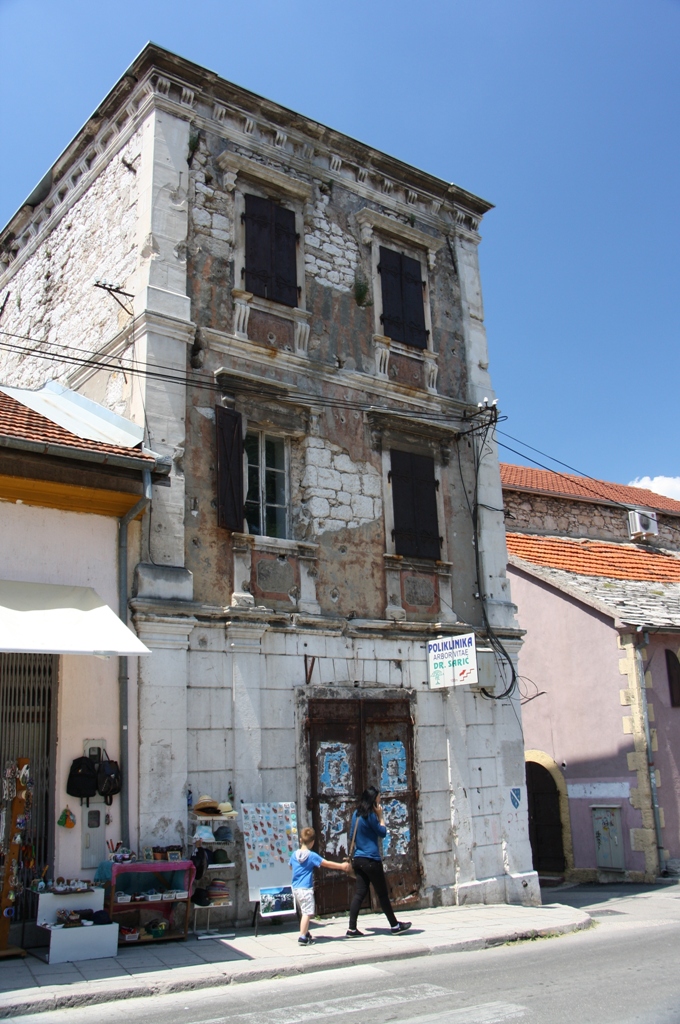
xmin=0 ymin=654 xmax=58 ymax=922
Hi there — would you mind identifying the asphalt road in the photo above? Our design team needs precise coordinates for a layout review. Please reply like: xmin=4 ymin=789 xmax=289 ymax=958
xmin=9 ymin=885 xmax=680 ymax=1024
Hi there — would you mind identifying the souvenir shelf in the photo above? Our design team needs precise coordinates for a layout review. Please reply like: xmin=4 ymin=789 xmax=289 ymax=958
xmin=188 ymin=811 xmax=237 ymax=849
xmin=189 ymin=813 xmax=237 ymax=938
xmin=108 ymin=860 xmax=196 ymax=944
xmin=32 ymin=887 xmax=118 ymax=964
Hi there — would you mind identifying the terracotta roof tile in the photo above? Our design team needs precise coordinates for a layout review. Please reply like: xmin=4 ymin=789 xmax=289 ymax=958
xmin=500 ymin=463 xmax=680 ymax=515
xmin=506 ymin=532 xmax=680 ymax=583
xmin=0 ymin=390 xmax=154 ymax=463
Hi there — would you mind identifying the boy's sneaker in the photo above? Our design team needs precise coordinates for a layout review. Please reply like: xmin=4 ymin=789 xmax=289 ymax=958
xmin=306 ymin=932 xmax=315 ymax=943
xmin=391 ymin=921 xmax=412 ymax=934
xmin=345 ymin=928 xmax=364 ymax=937
xmin=298 ymin=934 xmax=311 ymax=945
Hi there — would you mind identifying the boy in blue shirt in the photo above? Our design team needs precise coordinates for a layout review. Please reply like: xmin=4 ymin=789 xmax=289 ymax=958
xmin=290 ymin=826 xmax=350 ymax=944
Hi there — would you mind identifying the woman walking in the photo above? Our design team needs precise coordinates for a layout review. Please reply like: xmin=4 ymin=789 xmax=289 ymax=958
xmin=346 ymin=786 xmax=411 ymax=937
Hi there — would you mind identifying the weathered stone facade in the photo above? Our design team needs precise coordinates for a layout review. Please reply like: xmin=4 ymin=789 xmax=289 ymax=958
xmin=504 ymin=489 xmax=680 ymax=552
xmin=0 ymin=45 xmax=538 ymax=914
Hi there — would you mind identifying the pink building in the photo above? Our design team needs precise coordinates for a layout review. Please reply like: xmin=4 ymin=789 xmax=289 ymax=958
xmin=502 ymin=465 xmax=680 ymax=883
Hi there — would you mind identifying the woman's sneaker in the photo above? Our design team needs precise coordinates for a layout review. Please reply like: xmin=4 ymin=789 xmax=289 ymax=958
xmin=391 ymin=921 xmax=412 ymax=934
xmin=306 ymin=932 xmax=315 ymax=943
xmin=345 ymin=928 xmax=364 ymax=937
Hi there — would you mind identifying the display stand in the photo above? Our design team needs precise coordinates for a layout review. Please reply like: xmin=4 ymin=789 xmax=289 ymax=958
xmin=108 ymin=861 xmax=195 ymax=943
xmin=189 ymin=812 xmax=237 ymax=939
xmin=31 ymin=888 xmax=118 ymax=964
xmin=0 ymin=758 xmax=29 ymax=959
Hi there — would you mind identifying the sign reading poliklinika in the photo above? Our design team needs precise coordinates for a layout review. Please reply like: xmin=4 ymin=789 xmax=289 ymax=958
xmin=427 ymin=633 xmax=478 ymax=688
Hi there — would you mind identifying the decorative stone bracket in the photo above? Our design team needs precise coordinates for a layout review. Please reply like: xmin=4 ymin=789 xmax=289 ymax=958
xmin=384 ymin=554 xmax=406 ymax=621
xmin=424 ymin=350 xmax=439 ymax=394
xmin=374 ymin=335 xmax=390 ymax=378
xmin=232 ymin=289 xmax=253 ymax=340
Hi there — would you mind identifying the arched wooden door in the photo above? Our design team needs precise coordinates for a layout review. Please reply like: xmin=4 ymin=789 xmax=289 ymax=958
xmin=525 ymin=760 xmax=565 ymax=873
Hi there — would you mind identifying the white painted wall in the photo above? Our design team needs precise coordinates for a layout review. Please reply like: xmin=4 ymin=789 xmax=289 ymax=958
xmin=0 ymin=500 xmax=129 ymax=878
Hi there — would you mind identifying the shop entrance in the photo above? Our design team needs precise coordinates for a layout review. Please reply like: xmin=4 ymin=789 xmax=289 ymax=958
xmin=308 ymin=698 xmax=420 ymax=915
xmin=526 ymin=760 xmax=565 ymax=873
xmin=0 ymin=654 xmax=57 ymax=923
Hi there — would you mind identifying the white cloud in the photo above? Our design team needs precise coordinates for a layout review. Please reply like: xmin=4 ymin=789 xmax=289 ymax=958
xmin=628 ymin=476 xmax=680 ymax=501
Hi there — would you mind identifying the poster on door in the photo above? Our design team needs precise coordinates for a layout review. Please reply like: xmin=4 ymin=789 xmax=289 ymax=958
xmin=427 ymin=633 xmax=478 ymax=688
xmin=241 ymin=802 xmax=299 ymax=902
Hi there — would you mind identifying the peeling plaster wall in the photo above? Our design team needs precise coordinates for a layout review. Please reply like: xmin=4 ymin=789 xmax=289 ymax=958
xmin=304 ymin=191 xmax=359 ymax=292
xmin=297 ymin=436 xmax=382 ymax=534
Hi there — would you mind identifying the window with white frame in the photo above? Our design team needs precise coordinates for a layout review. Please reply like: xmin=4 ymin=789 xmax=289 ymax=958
xmin=244 ymin=431 xmax=288 ymax=538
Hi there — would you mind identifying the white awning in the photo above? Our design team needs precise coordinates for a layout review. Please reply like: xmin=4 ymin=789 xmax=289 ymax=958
xmin=0 ymin=580 xmax=150 ymax=656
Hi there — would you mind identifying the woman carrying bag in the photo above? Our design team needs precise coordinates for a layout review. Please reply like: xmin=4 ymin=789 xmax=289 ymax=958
xmin=346 ymin=786 xmax=411 ymax=937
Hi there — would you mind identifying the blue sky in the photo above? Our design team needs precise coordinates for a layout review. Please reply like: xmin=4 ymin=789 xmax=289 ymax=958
xmin=1 ymin=0 xmax=678 ymax=491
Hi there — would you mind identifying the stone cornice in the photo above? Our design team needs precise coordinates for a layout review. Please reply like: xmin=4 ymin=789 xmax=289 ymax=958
xmin=1 ymin=45 xmax=491 ymax=276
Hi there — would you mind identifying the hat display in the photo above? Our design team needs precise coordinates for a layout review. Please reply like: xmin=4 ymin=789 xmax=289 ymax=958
xmin=194 ymin=795 xmax=221 ymax=815
xmin=194 ymin=824 xmax=216 ymax=842
xmin=207 ymin=879 xmax=230 ymax=904
xmin=214 ymin=824 xmax=233 ymax=843
xmin=191 ymin=888 xmax=211 ymax=907
xmin=212 ymin=848 xmax=231 ymax=864
xmin=217 ymin=802 xmax=233 ymax=814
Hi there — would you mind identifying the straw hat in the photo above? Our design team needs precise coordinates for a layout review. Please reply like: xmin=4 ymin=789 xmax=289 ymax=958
xmin=194 ymin=794 xmax=220 ymax=815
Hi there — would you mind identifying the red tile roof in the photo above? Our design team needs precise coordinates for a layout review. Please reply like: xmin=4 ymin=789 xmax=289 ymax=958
xmin=507 ymin=532 xmax=680 ymax=582
xmin=0 ymin=390 xmax=154 ymax=463
xmin=500 ymin=463 xmax=680 ymax=515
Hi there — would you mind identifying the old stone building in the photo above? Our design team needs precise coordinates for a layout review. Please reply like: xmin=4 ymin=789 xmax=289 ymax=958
xmin=502 ymin=464 xmax=680 ymax=883
xmin=0 ymin=44 xmax=538 ymax=915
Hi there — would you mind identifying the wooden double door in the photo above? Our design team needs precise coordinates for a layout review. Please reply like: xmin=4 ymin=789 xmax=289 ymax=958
xmin=308 ymin=698 xmax=420 ymax=915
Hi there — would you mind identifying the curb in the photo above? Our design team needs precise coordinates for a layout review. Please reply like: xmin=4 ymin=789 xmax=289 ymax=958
xmin=0 ymin=912 xmax=592 ymax=1019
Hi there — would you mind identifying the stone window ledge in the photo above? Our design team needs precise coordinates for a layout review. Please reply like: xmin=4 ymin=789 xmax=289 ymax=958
xmin=233 ymin=533 xmax=318 ymax=557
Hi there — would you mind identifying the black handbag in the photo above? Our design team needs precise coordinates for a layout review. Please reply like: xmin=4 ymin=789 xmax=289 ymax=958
xmin=97 ymin=750 xmax=122 ymax=806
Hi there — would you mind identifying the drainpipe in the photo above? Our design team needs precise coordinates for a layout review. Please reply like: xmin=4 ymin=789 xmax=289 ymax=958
xmin=635 ymin=640 xmax=665 ymax=877
xmin=118 ymin=469 xmax=153 ymax=849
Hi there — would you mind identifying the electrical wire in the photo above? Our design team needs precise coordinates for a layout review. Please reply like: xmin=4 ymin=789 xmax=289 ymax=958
xmin=0 ymin=326 xmax=501 ymax=434
xmin=455 ymin=406 xmax=518 ymax=701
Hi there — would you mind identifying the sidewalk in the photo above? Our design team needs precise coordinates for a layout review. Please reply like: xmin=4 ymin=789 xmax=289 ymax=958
xmin=0 ymin=902 xmax=591 ymax=1019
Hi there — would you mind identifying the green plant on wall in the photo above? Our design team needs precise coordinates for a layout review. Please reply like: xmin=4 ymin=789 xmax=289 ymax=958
xmin=353 ymin=272 xmax=372 ymax=308
xmin=187 ymin=130 xmax=201 ymax=168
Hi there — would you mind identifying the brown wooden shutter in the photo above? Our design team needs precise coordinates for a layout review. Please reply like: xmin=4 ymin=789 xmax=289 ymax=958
xmin=401 ymin=253 xmax=428 ymax=349
xmin=390 ymin=449 xmax=440 ymax=560
xmin=216 ymin=406 xmax=244 ymax=531
xmin=666 ymin=649 xmax=680 ymax=707
xmin=379 ymin=246 xmax=404 ymax=342
xmin=245 ymin=194 xmax=273 ymax=299
xmin=272 ymin=204 xmax=298 ymax=307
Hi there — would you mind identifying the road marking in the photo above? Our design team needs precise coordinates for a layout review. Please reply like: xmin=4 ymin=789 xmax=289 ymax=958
xmin=187 ymin=983 xmax=456 ymax=1024
xmin=405 ymin=1003 xmax=526 ymax=1024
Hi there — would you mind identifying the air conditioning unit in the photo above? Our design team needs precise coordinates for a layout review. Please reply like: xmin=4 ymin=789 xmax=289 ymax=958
xmin=628 ymin=508 xmax=659 ymax=541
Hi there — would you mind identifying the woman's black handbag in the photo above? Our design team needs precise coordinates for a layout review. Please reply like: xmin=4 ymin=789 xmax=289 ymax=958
xmin=97 ymin=750 xmax=122 ymax=806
